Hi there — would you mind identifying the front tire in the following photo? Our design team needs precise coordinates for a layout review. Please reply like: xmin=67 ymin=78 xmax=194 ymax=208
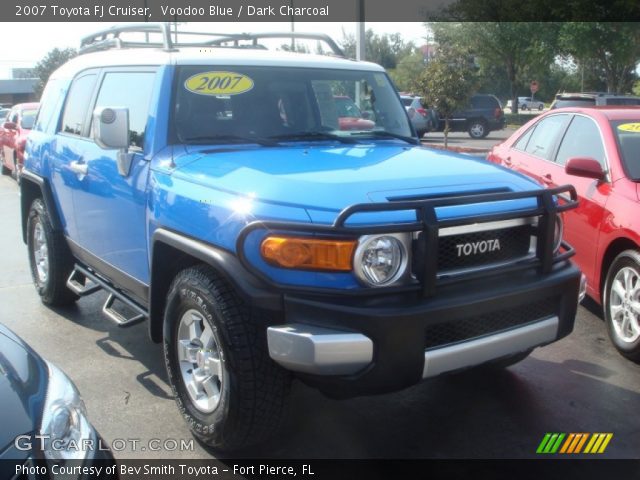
xmin=603 ymin=250 xmax=640 ymax=362
xmin=468 ymin=119 xmax=488 ymax=139
xmin=27 ymin=198 xmax=78 ymax=306
xmin=163 ymin=265 xmax=291 ymax=451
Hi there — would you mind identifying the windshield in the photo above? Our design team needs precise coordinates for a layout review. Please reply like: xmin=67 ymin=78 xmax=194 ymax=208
xmin=173 ymin=66 xmax=412 ymax=144
xmin=611 ymin=120 xmax=640 ymax=180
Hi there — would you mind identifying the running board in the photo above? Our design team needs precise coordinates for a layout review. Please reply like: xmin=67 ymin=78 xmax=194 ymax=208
xmin=67 ymin=265 xmax=148 ymax=328
xmin=66 ymin=269 xmax=101 ymax=296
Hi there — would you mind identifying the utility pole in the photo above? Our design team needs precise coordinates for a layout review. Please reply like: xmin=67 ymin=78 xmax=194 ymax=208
xmin=356 ymin=0 xmax=365 ymax=61
xmin=355 ymin=0 xmax=365 ymax=108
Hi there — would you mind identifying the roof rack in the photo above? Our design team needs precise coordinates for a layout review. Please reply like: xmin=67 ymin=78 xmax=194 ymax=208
xmin=79 ymin=23 xmax=345 ymax=57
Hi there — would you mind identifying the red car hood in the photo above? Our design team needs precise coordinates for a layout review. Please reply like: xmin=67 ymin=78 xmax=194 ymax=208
xmin=338 ymin=117 xmax=375 ymax=131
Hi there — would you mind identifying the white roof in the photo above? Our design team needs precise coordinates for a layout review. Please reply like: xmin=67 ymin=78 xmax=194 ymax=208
xmin=52 ymin=47 xmax=385 ymax=80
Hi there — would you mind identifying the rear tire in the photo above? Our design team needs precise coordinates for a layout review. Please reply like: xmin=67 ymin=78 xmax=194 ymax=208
xmin=27 ymin=198 xmax=78 ymax=306
xmin=468 ymin=119 xmax=488 ymax=139
xmin=163 ymin=265 xmax=291 ymax=451
xmin=603 ymin=250 xmax=640 ymax=362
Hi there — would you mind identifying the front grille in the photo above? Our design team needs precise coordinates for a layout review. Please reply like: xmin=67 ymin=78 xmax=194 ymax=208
xmin=437 ymin=225 xmax=533 ymax=271
xmin=424 ymin=297 xmax=557 ymax=350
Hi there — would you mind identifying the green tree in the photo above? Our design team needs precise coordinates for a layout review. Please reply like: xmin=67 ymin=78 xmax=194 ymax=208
xmin=430 ymin=23 xmax=559 ymax=113
xmin=341 ymin=29 xmax=415 ymax=70
xmin=33 ymin=47 xmax=77 ymax=98
xmin=415 ymin=46 xmax=478 ymax=148
xmin=388 ymin=51 xmax=426 ymax=92
xmin=559 ymin=23 xmax=640 ymax=93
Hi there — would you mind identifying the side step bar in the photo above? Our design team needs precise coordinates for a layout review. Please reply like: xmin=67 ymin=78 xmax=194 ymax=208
xmin=66 ymin=265 xmax=148 ymax=328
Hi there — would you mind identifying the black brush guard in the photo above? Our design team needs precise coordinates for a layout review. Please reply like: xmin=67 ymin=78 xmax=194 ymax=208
xmin=236 ymin=185 xmax=579 ymax=297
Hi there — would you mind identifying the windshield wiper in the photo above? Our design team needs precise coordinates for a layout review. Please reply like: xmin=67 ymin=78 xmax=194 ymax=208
xmin=348 ymin=130 xmax=419 ymax=145
xmin=268 ymin=131 xmax=359 ymax=144
xmin=183 ymin=134 xmax=279 ymax=147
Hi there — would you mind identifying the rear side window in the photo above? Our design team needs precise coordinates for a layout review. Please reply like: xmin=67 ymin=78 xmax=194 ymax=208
xmin=471 ymin=96 xmax=498 ymax=109
xmin=553 ymin=99 xmax=595 ymax=109
xmin=523 ymin=114 xmax=568 ymax=160
xmin=34 ymin=79 xmax=62 ymax=133
xmin=606 ymin=98 xmax=640 ymax=106
xmin=92 ymin=71 xmax=156 ymax=149
xmin=60 ymin=74 xmax=97 ymax=136
xmin=555 ymin=115 xmax=606 ymax=167
xmin=513 ymin=125 xmax=535 ymax=151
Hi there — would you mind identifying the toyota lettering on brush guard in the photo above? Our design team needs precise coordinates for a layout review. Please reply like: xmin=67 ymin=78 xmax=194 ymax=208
xmin=20 ymin=23 xmax=584 ymax=451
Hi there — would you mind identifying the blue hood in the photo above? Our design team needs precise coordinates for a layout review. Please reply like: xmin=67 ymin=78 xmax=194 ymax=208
xmin=169 ymin=143 xmax=541 ymax=223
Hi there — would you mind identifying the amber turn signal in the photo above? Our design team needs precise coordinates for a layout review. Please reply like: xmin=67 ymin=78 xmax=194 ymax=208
xmin=260 ymin=236 xmax=356 ymax=271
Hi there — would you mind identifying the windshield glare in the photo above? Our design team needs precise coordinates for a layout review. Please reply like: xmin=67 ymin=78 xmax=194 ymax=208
xmin=173 ymin=66 xmax=412 ymax=144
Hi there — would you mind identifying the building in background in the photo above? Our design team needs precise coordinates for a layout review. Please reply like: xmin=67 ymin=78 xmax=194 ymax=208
xmin=0 ymin=69 xmax=37 ymax=106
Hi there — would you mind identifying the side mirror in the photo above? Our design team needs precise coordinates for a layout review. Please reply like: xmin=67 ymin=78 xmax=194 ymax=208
xmin=565 ymin=157 xmax=606 ymax=181
xmin=92 ymin=107 xmax=132 ymax=177
xmin=3 ymin=122 xmax=17 ymax=130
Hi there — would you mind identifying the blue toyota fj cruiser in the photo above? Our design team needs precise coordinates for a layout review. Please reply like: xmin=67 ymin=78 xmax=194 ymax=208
xmin=21 ymin=24 xmax=584 ymax=451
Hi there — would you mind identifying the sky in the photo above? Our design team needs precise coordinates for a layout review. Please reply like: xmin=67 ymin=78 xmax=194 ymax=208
xmin=0 ymin=22 xmax=429 ymax=79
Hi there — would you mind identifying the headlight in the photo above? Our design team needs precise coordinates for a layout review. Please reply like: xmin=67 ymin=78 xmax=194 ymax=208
xmin=553 ymin=214 xmax=564 ymax=253
xmin=40 ymin=363 xmax=95 ymax=461
xmin=354 ymin=234 xmax=409 ymax=287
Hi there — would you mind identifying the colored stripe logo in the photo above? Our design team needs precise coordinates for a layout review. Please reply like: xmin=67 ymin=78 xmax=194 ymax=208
xmin=536 ymin=433 xmax=613 ymax=454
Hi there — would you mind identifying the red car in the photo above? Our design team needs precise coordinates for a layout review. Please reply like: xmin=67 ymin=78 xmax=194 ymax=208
xmin=488 ymin=107 xmax=640 ymax=361
xmin=333 ymin=96 xmax=375 ymax=131
xmin=1 ymin=102 xmax=39 ymax=180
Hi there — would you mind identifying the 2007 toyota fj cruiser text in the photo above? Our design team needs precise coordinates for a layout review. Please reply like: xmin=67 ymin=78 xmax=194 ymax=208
xmin=21 ymin=24 xmax=584 ymax=451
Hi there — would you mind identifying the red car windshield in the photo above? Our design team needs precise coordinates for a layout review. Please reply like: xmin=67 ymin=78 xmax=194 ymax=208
xmin=611 ymin=120 xmax=640 ymax=180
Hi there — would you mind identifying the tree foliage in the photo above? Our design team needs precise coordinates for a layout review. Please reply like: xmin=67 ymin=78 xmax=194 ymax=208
xmin=558 ymin=23 xmax=640 ymax=93
xmin=429 ymin=23 xmax=559 ymax=113
xmin=415 ymin=46 xmax=478 ymax=148
xmin=341 ymin=29 xmax=415 ymax=70
xmin=388 ymin=51 xmax=426 ymax=92
xmin=33 ymin=48 xmax=77 ymax=98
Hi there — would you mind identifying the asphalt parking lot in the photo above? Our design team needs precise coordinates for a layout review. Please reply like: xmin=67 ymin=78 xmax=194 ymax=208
xmin=1 ymin=173 xmax=639 ymax=460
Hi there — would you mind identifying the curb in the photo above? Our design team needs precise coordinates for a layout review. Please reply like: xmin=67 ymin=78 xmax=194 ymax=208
xmin=421 ymin=142 xmax=490 ymax=154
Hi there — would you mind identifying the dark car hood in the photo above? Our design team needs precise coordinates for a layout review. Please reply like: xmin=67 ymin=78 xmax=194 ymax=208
xmin=0 ymin=325 xmax=48 ymax=456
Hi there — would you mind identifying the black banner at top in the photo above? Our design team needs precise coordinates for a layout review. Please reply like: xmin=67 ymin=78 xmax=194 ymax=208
xmin=5 ymin=0 xmax=640 ymax=22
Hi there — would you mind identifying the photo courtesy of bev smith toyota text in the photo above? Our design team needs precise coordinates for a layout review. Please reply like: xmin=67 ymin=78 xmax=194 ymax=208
xmin=0 ymin=0 xmax=639 ymax=478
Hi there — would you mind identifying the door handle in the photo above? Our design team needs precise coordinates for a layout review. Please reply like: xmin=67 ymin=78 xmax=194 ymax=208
xmin=542 ymin=173 xmax=553 ymax=185
xmin=69 ymin=161 xmax=88 ymax=178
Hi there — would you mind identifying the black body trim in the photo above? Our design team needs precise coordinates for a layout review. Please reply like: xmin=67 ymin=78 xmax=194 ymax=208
xmin=151 ymin=228 xmax=281 ymax=309
xmin=66 ymin=237 xmax=149 ymax=307
xmin=20 ymin=170 xmax=63 ymax=241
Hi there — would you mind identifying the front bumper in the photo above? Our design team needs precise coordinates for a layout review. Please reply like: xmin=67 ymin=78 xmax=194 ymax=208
xmin=267 ymin=262 xmax=581 ymax=397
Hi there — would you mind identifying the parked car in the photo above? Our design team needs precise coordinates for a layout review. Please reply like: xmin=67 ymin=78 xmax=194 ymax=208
xmin=0 ymin=323 xmax=114 ymax=476
xmin=488 ymin=107 xmax=640 ymax=361
xmin=507 ymin=97 xmax=544 ymax=111
xmin=22 ymin=24 xmax=583 ymax=452
xmin=333 ymin=95 xmax=375 ymax=131
xmin=550 ymin=92 xmax=640 ymax=109
xmin=400 ymin=95 xmax=437 ymax=137
xmin=1 ymin=102 xmax=39 ymax=181
xmin=437 ymin=94 xmax=506 ymax=139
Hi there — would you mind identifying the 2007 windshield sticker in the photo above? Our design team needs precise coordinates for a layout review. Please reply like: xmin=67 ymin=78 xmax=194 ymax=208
xmin=617 ymin=123 xmax=640 ymax=133
xmin=184 ymin=71 xmax=254 ymax=96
